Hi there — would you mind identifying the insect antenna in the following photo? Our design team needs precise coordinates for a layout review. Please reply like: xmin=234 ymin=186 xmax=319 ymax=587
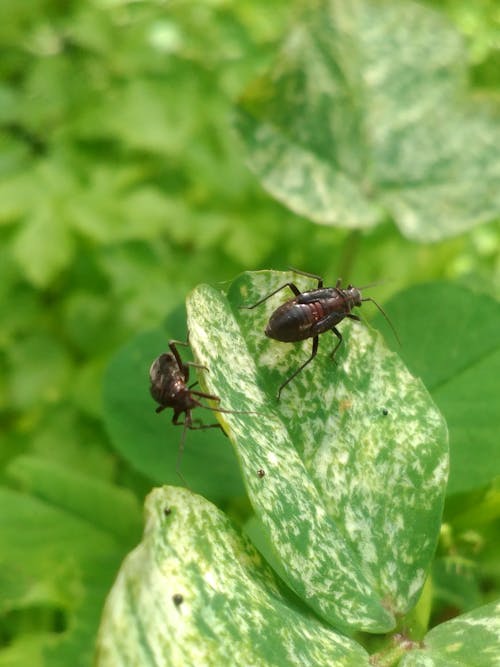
xmin=356 ymin=280 xmax=386 ymax=290
xmin=361 ymin=297 xmax=401 ymax=346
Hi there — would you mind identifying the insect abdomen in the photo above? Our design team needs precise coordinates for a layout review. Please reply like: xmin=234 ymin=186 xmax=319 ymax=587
xmin=265 ymin=301 xmax=327 ymax=342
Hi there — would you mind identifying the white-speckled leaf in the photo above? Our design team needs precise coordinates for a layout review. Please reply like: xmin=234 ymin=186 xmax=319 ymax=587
xmin=400 ymin=599 xmax=500 ymax=666
xmin=236 ymin=0 xmax=500 ymax=242
xmin=186 ymin=271 xmax=448 ymax=633
xmin=95 ymin=486 xmax=369 ymax=667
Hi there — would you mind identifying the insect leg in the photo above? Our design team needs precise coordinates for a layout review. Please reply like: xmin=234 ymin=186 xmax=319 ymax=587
xmin=188 ymin=422 xmax=223 ymax=431
xmin=172 ymin=410 xmax=186 ymax=426
xmin=168 ymin=339 xmax=191 ymax=381
xmin=277 ymin=335 xmax=319 ymax=400
xmin=168 ymin=338 xmax=208 ymax=381
xmin=330 ymin=326 xmax=343 ymax=360
xmin=172 ymin=411 xmax=222 ymax=432
xmin=190 ymin=390 xmax=221 ymax=402
xmin=186 ymin=361 xmax=209 ymax=370
xmin=168 ymin=339 xmax=189 ymax=366
xmin=175 ymin=415 xmax=222 ymax=431
xmin=242 ymin=282 xmax=301 ymax=309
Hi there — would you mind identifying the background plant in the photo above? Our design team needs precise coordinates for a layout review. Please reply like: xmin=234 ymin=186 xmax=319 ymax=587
xmin=0 ymin=0 xmax=499 ymax=665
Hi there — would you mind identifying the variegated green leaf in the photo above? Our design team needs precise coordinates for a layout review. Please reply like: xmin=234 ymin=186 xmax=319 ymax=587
xmin=372 ymin=282 xmax=500 ymax=495
xmin=236 ymin=0 xmax=500 ymax=242
xmin=186 ymin=271 xmax=448 ymax=633
xmin=95 ymin=486 xmax=369 ymax=667
xmin=400 ymin=599 xmax=500 ymax=666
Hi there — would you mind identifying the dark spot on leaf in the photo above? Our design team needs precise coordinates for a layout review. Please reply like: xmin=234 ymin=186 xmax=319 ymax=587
xmin=257 ymin=468 xmax=265 ymax=478
xmin=164 ymin=507 xmax=172 ymax=516
xmin=382 ymin=408 xmax=389 ymax=416
xmin=172 ymin=593 xmax=183 ymax=607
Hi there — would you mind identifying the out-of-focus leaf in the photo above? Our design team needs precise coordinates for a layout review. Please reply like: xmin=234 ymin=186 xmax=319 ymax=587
xmin=237 ymin=0 xmax=500 ymax=242
xmin=7 ymin=333 xmax=72 ymax=410
xmin=427 ymin=0 xmax=500 ymax=66
xmin=62 ymin=291 xmax=119 ymax=356
xmin=68 ymin=169 xmax=175 ymax=244
xmin=96 ymin=486 xmax=370 ymax=667
xmin=0 ymin=134 xmax=29 ymax=182
xmin=186 ymin=270 xmax=448 ymax=632
xmin=0 ymin=283 xmax=41 ymax=350
xmin=104 ymin=79 xmax=196 ymax=155
xmin=373 ymin=282 xmax=500 ymax=495
xmin=12 ymin=206 xmax=74 ymax=289
xmin=97 ymin=243 xmax=185 ymax=330
xmin=0 ymin=635 xmax=44 ymax=667
xmin=28 ymin=405 xmax=116 ymax=482
xmin=0 ymin=458 xmax=141 ymax=667
xmin=431 ymin=556 xmax=482 ymax=615
xmin=7 ymin=456 xmax=142 ymax=544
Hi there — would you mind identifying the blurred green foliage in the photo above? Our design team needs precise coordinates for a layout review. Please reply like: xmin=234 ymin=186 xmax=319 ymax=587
xmin=237 ymin=0 xmax=500 ymax=242
xmin=0 ymin=0 xmax=499 ymax=665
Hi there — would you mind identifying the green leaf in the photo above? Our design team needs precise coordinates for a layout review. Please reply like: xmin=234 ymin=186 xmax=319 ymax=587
xmin=236 ymin=0 xmax=500 ymax=242
xmin=102 ymin=306 xmax=245 ymax=503
xmin=0 ymin=635 xmax=44 ymax=667
xmin=6 ymin=456 xmax=142 ymax=545
xmin=26 ymin=405 xmax=116 ymax=482
xmin=431 ymin=556 xmax=483 ymax=615
xmin=7 ymin=333 xmax=72 ymax=410
xmin=400 ymin=599 xmax=500 ymax=666
xmin=185 ymin=270 xmax=448 ymax=632
xmin=0 ymin=458 xmax=142 ymax=666
xmin=95 ymin=486 xmax=369 ymax=667
xmin=372 ymin=282 xmax=500 ymax=495
xmin=104 ymin=79 xmax=196 ymax=155
xmin=0 ymin=171 xmax=37 ymax=222
xmin=12 ymin=203 xmax=74 ymax=288
xmin=68 ymin=170 xmax=175 ymax=244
